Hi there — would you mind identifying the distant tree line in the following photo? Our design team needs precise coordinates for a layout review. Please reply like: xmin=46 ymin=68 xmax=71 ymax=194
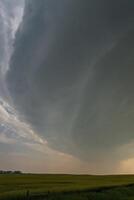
xmin=0 ymin=170 xmax=22 ymax=174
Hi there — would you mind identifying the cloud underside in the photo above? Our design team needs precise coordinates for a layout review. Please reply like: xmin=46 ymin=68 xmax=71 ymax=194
xmin=7 ymin=0 xmax=134 ymax=162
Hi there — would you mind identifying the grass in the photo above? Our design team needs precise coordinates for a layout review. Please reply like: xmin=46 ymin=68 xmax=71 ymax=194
xmin=0 ymin=174 xmax=134 ymax=199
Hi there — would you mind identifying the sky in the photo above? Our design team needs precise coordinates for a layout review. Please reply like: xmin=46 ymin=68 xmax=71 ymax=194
xmin=0 ymin=0 xmax=134 ymax=174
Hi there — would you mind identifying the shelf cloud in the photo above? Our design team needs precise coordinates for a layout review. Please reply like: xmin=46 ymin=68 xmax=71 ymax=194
xmin=6 ymin=0 xmax=134 ymax=166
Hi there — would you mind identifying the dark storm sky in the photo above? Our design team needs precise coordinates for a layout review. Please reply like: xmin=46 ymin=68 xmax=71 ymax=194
xmin=5 ymin=0 xmax=134 ymax=171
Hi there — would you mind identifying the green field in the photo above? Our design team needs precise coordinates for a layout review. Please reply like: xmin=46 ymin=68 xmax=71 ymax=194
xmin=1 ymin=174 xmax=134 ymax=199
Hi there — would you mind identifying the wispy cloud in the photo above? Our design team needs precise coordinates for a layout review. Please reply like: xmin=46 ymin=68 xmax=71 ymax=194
xmin=0 ymin=98 xmax=45 ymax=145
xmin=0 ymin=132 xmax=16 ymax=144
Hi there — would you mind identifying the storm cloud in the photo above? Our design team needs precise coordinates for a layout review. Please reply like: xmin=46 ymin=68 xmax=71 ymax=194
xmin=7 ymin=0 xmax=134 ymax=162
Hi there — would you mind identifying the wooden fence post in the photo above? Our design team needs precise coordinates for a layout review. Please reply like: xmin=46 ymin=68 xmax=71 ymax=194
xmin=26 ymin=190 xmax=30 ymax=200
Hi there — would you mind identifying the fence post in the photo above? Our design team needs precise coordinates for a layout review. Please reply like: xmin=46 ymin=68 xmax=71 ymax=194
xmin=26 ymin=190 xmax=30 ymax=200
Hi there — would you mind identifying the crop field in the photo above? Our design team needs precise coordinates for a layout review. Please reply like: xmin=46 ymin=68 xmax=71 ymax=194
xmin=0 ymin=174 xmax=134 ymax=199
